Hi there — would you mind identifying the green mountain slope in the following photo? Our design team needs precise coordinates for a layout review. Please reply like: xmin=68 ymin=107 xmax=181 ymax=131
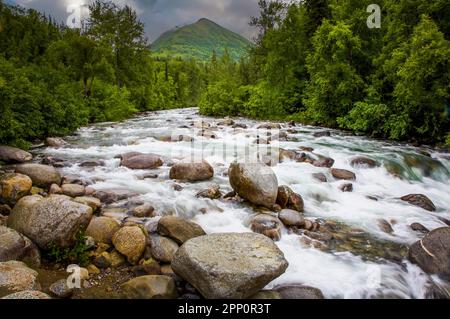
xmin=150 ymin=18 xmax=252 ymax=61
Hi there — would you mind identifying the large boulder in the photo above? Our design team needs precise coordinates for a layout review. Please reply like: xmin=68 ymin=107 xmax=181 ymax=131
xmin=0 ymin=173 xmax=32 ymax=206
xmin=112 ymin=226 xmax=146 ymax=265
xmin=148 ymin=234 xmax=179 ymax=263
xmin=278 ymin=209 xmax=304 ymax=227
xmin=169 ymin=161 xmax=214 ymax=182
xmin=121 ymin=275 xmax=178 ymax=299
xmin=331 ymin=168 xmax=356 ymax=181
xmin=61 ymin=184 xmax=85 ymax=197
xmin=0 ymin=261 xmax=40 ymax=297
xmin=0 ymin=146 xmax=32 ymax=164
xmin=350 ymin=157 xmax=378 ymax=168
xmin=229 ymin=163 xmax=278 ymax=208
xmin=7 ymin=195 xmax=93 ymax=249
xmin=85 ymin=217 xmax=120 ymax=245
xmin=408 ymin=227 xmax=450 ymax=275
xmin=172 ymin=233 xmax=288 ymax=299
xmin=401 ymin=194 xmax=436 ymax=212
xmin=157 ymin=216 xmax=205 ymax=244
xmin=0 ymin=226 xmax=41 ymax=267
xmin=15 ymin=164 xmax=62 ymax=188
xmin=276 ymin=186 xmax=304 ymax=212
xmin=121 ymin=154 xmax=163 ymax=170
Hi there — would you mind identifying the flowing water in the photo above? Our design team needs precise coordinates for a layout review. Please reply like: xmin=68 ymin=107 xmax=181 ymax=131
xmin=35 ymin=108 xmax=450 ymax=299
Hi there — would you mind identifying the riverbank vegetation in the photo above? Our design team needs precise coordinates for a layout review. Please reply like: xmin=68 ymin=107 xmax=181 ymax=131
xmin=1 ymin=0 xmax=449 ymax=148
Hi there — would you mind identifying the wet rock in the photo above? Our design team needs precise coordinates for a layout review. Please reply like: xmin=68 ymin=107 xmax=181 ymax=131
xmin=250 ymin=214 xmax=283 ymax=241
xmin=232 ymin=123 xmax=247 ymax=129
xmin=279 ymin=209 xmax=304 ymax=227
xmin=350 ymin=157 xmax=378 ymax=168
xmin=115 ymin=152 xmax=144 ymax=162
xmin=0 ymin=226 xmax=41 ymax=267
xmin=331 ymin=168 xmax=356 ymax=181
xmin=194 ymin=121 xmax=210 ymax=129
xmin=217 ymin=118 xmax=234 ymax=126
xmin=250 ymin=290 xmax=282 ymax=299
xmin=340 ymin=183 xmax=353 ymax=192
xmin=197 ymin=130 xmax=217 ymax=139
xmin=7 ymin=195 xmax=93 ymax=249
xmin=400 ymin=194 xmax=436 ymax=212
xmin=172 ymin=184 xmax=183 ymax=192
xmin=229 ymin=162 xmax=278 ymax=208
xmin=93 ymin=252 xmax=112 ymax=269
xmin=61 ymin=183 xmax=85 ymax=197
xmin=313 ymin=131 xmax=331 ymax=138
xmin=311 ymin=154 xmax=335 ymax=168
xmin=121 ymin=275 xmax=178 ymax=299
xmin=80 ymin=160 xmax=105 ymax=167
xmin=258 ymin=123 xmax=282 ymax=130
xmin=157 ymin=216 xmax=205 ymax=244
xmin=276 ymin=186 xmax=304 ymax=213
xmin=85 ymin=217 xmax=120 ymax=245
xmin=408 ymin=227 xmax=450 ymax=275
xmin=1 ymin=290 xmax=51 ymax=299
xmin=0 ymin=261 xmax=40 ymax=296
xmin=0 ymin=173 xmax=32 ymax=205
xmin=121 ymin=154 xmax=163 ymax=170
xmin=172 ymin=232 xmax=288 ymax=299
xmin=196 ymin=184 xmax=222 ymax=200
xmin=93 ymin=189 xmax=137 ymax=204
xmin=49 ymin=279 xmax=73 ymax=299
xmin=312 ymin=173 xmax=328 ymax=183
xmin=148 ymin=234 xmax=179 ymax=263
xmin=169 ymin=161 xmax=214 ymax=182
xmin=378 ymin=219 xmax=394 ymax=234
xmin=45 ymin=137 xmax=67 ymax=148
xmin=112 ymin=226 xmax=146 ymax=265
xmin=275 ymin=284 xmax=325 ymax=299
xmin=410 ymin=223 xmax=429 ymax=234
xmin=133 ymin=204 xmax=155 ymax=218
xmin=299 ymin=146 xmax=314 ymax=152
xmin=73 ymin=196 xmax=101 ymax=212
xmin=254 ymin=137 xmax=270 ymax=145
xmin=0 ymin=146 xmax=32 ymax=164
xmin=15 ymin=164 xmax=62 ymax=188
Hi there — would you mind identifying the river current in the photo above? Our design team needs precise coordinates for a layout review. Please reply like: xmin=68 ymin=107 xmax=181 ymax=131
xmin=35 ymin=108 xmax=450 ymax=299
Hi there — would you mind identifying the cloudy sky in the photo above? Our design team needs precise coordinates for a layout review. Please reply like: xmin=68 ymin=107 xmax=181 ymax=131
xmin=10 ymin=0 xmax=263 ymax=42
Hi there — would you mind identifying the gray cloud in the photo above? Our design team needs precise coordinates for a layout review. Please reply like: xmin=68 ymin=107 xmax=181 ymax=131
xmin=13 ymin=0 xmax=261 ymax=42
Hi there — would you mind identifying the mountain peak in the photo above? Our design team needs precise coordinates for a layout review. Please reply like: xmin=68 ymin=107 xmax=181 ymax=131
xmin=151 ymin=18 xmax=252 ymax=61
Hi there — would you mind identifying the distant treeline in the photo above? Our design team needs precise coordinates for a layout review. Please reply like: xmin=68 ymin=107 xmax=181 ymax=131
xmin=199 ymin=0 xmax=450 ymax=147
xmin=0 ymin=0 xmax=208 ymax=148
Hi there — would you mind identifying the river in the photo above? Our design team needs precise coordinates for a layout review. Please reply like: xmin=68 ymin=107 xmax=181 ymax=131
xmin=34 ymin=108 xmax=450 ymax=299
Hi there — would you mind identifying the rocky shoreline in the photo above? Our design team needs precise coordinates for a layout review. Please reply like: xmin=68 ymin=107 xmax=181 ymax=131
xmin=1 ymin=115 xmax=449 ymax=299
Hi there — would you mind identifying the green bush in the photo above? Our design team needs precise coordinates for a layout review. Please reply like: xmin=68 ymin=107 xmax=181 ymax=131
xmin=47 ymin=231 xmax=91 ymax=266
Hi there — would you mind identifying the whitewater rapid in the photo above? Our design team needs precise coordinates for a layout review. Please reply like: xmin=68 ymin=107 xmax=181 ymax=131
xmin=36 ymin=108 xmax=450 ymax=299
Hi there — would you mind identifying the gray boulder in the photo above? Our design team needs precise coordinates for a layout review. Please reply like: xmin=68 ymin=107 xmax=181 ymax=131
xmin=0 ymin=226 xmax=41 ymax=267
xmin=15 ymin=164 xmax=62 ymax=188
xmin=0 ymin=146 xmax=32 ymax=164
xmin=0 ymin=261 xmax=41 ymax=297
xmin=169 ymin=161 xmax=214 ymax=182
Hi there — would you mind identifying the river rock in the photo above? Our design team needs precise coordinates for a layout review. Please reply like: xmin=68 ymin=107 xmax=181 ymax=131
xmin=169 ymin=161 xmax=214 ymax=182
xmin=74 ymin=196 xmax=101 ymax=212
xmin=157 ymin=216 xmax=205 ymax=244
xmin=49 ymin=184 xmax=62 ymax=194
xmin=116 ymin=152 xmax=144 ymax=161
xmin=331 ymin=168 xmax=356 ymax=181
xmin=80 ymin=160 xmax=105 ymax=167
xmin=148 ymin=234 xmax=179 ymax=263
xmin=1 ymin=290 xmax=51 ymax=299
xmin=312 ymin=154 xmax=335 ymax=168
xmin=0 ymin=204 xmax=11 ymax=216
xmin=0 ymin=226 xmax=41 ymax=267
xmin=93 ymin=251 xmax=112 ymax=269
xmin=401 ymin=194 xmax=436 ymax=212
xmin=61 ymin=184 xmax=85 ymax=197
xmin=0 ymin=173 xmax=32 ymax=205
xmin=93 ymin=189 xmax=137 ymax=204
xmin=276 ymin=186 xmax=304 ymax=212
xmin=275 ymin=284 xmax=325 ymax=299
xmin=196 ymin=184 xmax=222 ymax=200
xmin=121 ymin=154 xmax=163 ymax=170
xmin=410 ymin=223 xmax=429 ymax=234
xmin=313 ymin=131 xmax=331 ymax=138
xmin=258 ymin=123 xmax=282 ymax=130
xmin=121 ymin=275 xmax=178 ymax=299
xmin=15 ymin=164 xmax=62 ymax=188
xmin=250 ymin=290 xmax=282 ymax=299
xmin=250 ymin=214 xmax=283 ymax=241
xmin=133 ymin=204 xmax=155 ymax=218
xmin=45 ymin=137 xmax=67 ymax=148
xmin=340 ymin=183 xmax=353 ymax=192
xmin=172 ymin=232 xmax=288 ymax=299
xmin=49 ymin=279 xmax=73 ymax=298
xmin=112 ymin=226 xmax=146 ymax=265
xmin=0 ymin=261 xmax=40 ymax=296
xmin=229 ymin=163 xmax=278 ymax=208
xmin=194 ymin=121 xmax=210 ymax=129
xmin=7 ymin=195 xmax=93 ymax=249
xmin=0 ymin=146 xmax=32 ymax=164
xmin=85 ymin=217 xmax=120 ymax=245
xmin=218 ymin=119 xmax=235 ymax=126
xmin=408 ymin=227 xmax=450 ymax=275
xmin=350 ymin=157 xmax=378 ymax=168
xmin=197 ymin=130 xmax=217 ymax=139
xmin=279 ymin=209 xmax=304 ymax=227
xmin=378 ymin=219 xmax=394 ymax=234
xmin=313 ymin=173 xmax=328 ymax=183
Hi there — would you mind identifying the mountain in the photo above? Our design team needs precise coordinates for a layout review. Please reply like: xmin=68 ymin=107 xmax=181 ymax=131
xmin=150 ymin=18 xmax=252 ymax=61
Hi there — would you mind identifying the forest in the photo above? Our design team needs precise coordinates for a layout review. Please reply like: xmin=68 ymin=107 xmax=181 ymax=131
xmin=0 ymin=0 xmax=449 ymax=148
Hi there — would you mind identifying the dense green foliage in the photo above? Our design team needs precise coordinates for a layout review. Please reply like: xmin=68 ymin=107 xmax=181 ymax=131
xmin=0 ymin=0 xmax=207 ymax=148
xmin=151 ymin=18 xmax=252 ymax=61
xmin=199 ymin=0 xmax=450 ymax=146
xmin=47 ymin=231 xmax=91 ymax=266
